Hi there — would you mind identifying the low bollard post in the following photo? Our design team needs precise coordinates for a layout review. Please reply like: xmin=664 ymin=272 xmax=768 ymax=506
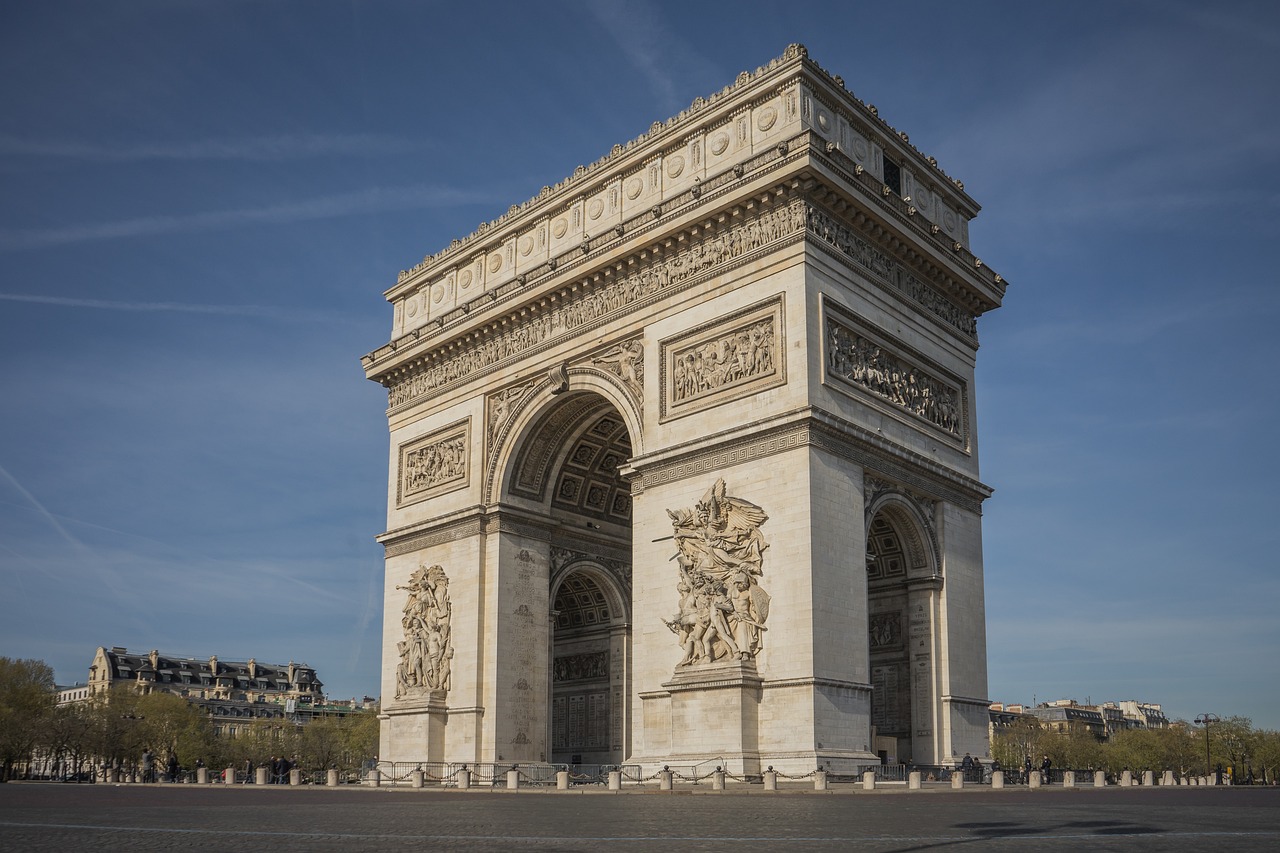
xmin=290 ymin=769 xmax=301 ymax=786
xmin=607 ymin=769 xmax=622 ymax=791
xmin=1063 ymin=770 xmax=1077 ymax=789
xmin=908 ymin=771 xmax=922 ymax=790
xmin=659 ymin=767 xmax=673 ymax=791
xmin=951 ymin=772 xmax=964 ymax=789
xmin=196 ymin=767 xmax=208 ymax=785
xmin=225 ymin=767 xmax=235 ymax=785
xmin=764 ymin=767 xmax=778 ymax=791
xmin=1161 ymin=770 xmax=1174 ymax=786
xmin=556 ymin=770 xmax=569 ymax=790
xmin=862 ymin=770 xmax=876 ymax=791
xmin=410 ymin=769 xmax=424 ymax=789
xmin=506 ymin=768 xmax=520 ymax=790
xmin=1121 ymin=770 xmax=1133 ymax=787
xmin=326 ymin=768 xmax=339 ymax=787
xmin=1029 ymin=770 xmax=1042 ymax=789
xmin=712 ymin=768 xmax=726 ymax=791
xmin=814 ymin=770 xmax=828 ymax=791
xmin=255 ymin=766 xmax=269 ymax=785
xmin=991 ymin=770 xmax=1004 ymax=789
xmin=1095 ymin=770 xmax=1107 ymax=788
xmin=1142 ymin=770 xmax=1154 ymax=787
xmin=457 ymin=767 xmax=471 ymax=790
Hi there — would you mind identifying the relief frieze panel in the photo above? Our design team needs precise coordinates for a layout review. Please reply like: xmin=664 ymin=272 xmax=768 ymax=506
xmin=824 ymin=303 xmax=967 ymax=444
xmin=394 ymin=564 xmax=453 ymax=700
xmin=660 ymin=297 xmax=785 ymax=421
xmin=396 ymin=419 xmax=470 ymax=507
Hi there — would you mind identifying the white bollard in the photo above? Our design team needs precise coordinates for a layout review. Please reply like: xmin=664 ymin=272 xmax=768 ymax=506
xmin=1161 ymin=770 xmax=1174 ymax=786
xmin=1121 ymin=770 xmax=1133 ymax=787
xmin=814 ymin=770 xmax=828 ymax=791
xmin=327 ymin=769 xmax=339 ymax=787
xmin=1029 ymin=770 xmax=1042 ymax=789
xmin=556 ymin=770 xmax=569 ymax=790
xmin=659 ymin=769 xmax=673 ymax=791
xmin=1063 ymin=771 xmax=1077 ymax=789
xmin=457 ymin=768 xmax=470 ymax=790
xmin=1095 ymin=770 xmax=1107 ymax=788
xmin=506 ymin=769 xmax=520 ymax=790
xmin=290 ymin=768 xmax=301 ymax=786
xmin=225 ymin=767 xmax=235 ymax=785
xmin=410 ymin=769 xmax=424 ymax=788
xmin=763 ymin=769 xmax=778 ymax=791
xmin=1142 ymin=770 xmax=1154 ymax=787
xmin=196 ymin=767 xmax=208 ymax=785
xmin=862 ymin=770 xmax=876 ymax=791
xmin=951 ymin=772 xmax=964 ymax=789
xmin=712 ymin=769 xmax=726 ymax=790
xmin=607 ymin=770 xmax=622 ymax=790
xmin=255 ymin=766 xmax=269 ymax=785
xmin=909 ymin=771 xmax=922 ymax=790
xmin=991 ymin=770 xmax=1004 ymax=789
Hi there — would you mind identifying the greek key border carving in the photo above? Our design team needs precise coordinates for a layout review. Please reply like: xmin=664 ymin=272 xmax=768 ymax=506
xmin=395 ymin=419 xmax=471 ymax=508
xmin=382 ymin=517 xmax=483 ymax=558
xmin=659 ymin=295 xmax=785 ymax=422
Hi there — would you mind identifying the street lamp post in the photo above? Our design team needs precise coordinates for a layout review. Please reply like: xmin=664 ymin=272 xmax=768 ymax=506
xmin=1195 ymin=713 xmax=1219 ymax=779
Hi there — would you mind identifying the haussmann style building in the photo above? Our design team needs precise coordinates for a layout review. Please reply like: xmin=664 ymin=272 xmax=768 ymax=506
xmin=361 ymin=45 xmax=1008 ymax=775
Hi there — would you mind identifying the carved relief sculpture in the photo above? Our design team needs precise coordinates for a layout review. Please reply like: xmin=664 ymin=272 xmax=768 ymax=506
xmin=663 ymin=479 xmax=771 ymax=667
xmin=395 ymin=564 xmax=453 ymax=699
xmin=397 ymin=420 xmax=470 ymax=506
xmin=591 ymin=338 xmax=644 ymax=400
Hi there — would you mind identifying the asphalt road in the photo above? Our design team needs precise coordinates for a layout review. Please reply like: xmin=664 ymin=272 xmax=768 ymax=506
xmin=1 ymin=782 xmax=1277 ymax=851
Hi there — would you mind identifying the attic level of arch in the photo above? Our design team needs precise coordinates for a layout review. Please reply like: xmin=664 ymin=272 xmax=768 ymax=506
xmin=367 ymin=185 xmax=1003 ymax=417
xmin=364 ymin=133 xmax=1005 ymax=378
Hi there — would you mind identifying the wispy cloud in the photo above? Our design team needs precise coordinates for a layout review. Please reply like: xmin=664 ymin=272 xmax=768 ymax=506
xmin=0 ymin=184 xmax=495 ymax=252
xmin=0 ymin=292 xmax=355 ymax=323
xmin=0 ymin=132 xmax=420 ymax=162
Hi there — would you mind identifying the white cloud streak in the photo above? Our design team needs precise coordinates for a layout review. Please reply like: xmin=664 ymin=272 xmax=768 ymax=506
xmin=0 ymin=184 xmax=495 ymax=252
xmin=0 ymin=292 xmax=355 ymax=324
xmin=0 ymin=132 xmax=420 ymax=162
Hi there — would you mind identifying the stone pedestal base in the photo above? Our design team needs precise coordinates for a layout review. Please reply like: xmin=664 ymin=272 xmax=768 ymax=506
xmin=658 ymin=661 xmax=764 ymax=776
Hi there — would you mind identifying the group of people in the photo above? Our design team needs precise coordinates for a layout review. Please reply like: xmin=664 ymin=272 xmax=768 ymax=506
xmin=137 ymin=749 xmax=182 ymax=783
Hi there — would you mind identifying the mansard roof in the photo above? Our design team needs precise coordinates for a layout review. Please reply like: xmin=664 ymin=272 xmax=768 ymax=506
xmin=97 ymin=646 xmax=321 ymax=689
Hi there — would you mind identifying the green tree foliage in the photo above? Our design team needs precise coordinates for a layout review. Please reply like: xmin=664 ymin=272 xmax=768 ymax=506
xmin=991 ymin=717 xmax=1043 ymax=770
xmin=0 ymin=657 xmax=56 ymax=780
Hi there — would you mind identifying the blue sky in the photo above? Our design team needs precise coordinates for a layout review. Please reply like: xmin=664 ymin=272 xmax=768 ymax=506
xmin=2 ymin=1 xmax=1277 ymax=726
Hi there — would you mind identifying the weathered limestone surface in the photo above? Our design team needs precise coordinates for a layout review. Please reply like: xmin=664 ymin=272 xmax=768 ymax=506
xmin=365 ymin=45 xmax=1006 ymax=774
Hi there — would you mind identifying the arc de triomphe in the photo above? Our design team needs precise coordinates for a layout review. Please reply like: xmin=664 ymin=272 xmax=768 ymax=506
xmin=361 ymin=45 xmax=1006 ymax=774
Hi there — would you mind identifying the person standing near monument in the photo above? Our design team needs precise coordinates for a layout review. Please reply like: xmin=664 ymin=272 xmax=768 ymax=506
xmin=141 ymin=749 xmax=153 ymax=783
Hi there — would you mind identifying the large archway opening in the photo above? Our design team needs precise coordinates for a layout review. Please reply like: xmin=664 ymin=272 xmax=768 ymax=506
xmin=504 ymin=392 xmax=634 ymax=768
xmin=866 ymin=510 xmax=917 ymax=764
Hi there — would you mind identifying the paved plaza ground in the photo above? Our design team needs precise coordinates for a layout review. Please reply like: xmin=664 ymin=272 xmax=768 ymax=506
xmin=1 ymin=782 xmax=1277 ymax=851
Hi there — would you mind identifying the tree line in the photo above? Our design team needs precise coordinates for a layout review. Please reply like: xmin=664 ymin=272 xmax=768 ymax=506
xmin=992 ymin=715 xmax=1280 ymax=783
xmin=1 ymin=657 xmax=377 ymax=782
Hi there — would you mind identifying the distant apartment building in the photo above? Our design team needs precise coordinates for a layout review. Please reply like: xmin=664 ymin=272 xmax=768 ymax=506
xmin=989 ymin=698 xmax=1170 ymax=743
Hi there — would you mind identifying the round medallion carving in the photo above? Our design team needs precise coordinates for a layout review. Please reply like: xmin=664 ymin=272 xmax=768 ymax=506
xmin=488 ymin=254 xmax=502 ymax=274
xmin=518 ymin=236 xmax=533 ymax=256
xmin=587 ymin=199 xmax=604 ymax=220
xmin=431 ymin=285 xmax=444 ymax=304
xmin=459 ymin=269 xmax=473 ymax=289
xmin=666 ymin=154 xmax=685 ymax=178
xmin=817 ymin=109 xmax=831 ymax=133
xmin=625 ymin=177 xmax=643 ymax=200
xmin=944 ymin=210 xmax=958 ymax=230
xmin=552 ymin=217 xmax=568 ymax=239
xmin=405 ymin=299 xmax=418 ymax=317
xmin=709 ymin=131 xmax=730 ymax=156
xmin=756 ymin=106 xmax=778 ymax=131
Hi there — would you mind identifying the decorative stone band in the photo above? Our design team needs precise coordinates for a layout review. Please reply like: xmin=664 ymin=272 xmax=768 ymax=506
xmin=396 ymin=419 xmax=470 ymax=507
xmin=629 ymin=408 xmax=990 ymax=514
xmin=378 ymin=508 xmax=631 ymax=562
xmin=553 ymin=651 xmax=609 ymax=683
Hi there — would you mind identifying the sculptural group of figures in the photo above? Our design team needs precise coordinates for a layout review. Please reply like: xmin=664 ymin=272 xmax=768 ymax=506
xmin=663 ymin=479 xmax=772 ymax=666
xmin=827 ymin=320 xmax=962 ymax=436
xmin=395 ymin=564 xmax=453 ymax=698
xmin=671 ymin=319 xmax=774 ymax=404
xmin=404 ymin=437 xmax=466 ymax=494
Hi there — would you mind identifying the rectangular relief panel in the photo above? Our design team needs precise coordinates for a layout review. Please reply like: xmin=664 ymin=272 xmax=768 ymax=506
xmin=821 ymin=297 xmax=969 ymax=449
xmin=396 ymin=418 xmax=471 ymax=508
xmin=659 ymin=295 xmax=785 ymax=421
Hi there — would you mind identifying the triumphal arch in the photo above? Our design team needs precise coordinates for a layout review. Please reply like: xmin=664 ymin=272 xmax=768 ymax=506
xmin=362 ymin=45 xmax=1007 ymax=774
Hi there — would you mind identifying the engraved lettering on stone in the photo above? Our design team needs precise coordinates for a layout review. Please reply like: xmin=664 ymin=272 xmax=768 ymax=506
xmin=826 ymin=318 xmax=962 ymax=437
xmin=663 ymin=478 xmax=771 ymax=667
xmin=387 ymin=202 xmax=805 ymax=408
xmin=394 ymin=564 xmax=453 ymax=699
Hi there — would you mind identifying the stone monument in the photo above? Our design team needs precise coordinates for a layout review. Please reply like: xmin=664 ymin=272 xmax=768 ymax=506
xmin=362 ymin=45 xmax=1006 ymax=774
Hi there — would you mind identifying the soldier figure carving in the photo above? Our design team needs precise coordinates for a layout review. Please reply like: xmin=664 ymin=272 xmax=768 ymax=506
xmin=663 ymin=479 xmax=771 ymax=666
xmin=395 ymin=564 xmax=453 ymax=698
